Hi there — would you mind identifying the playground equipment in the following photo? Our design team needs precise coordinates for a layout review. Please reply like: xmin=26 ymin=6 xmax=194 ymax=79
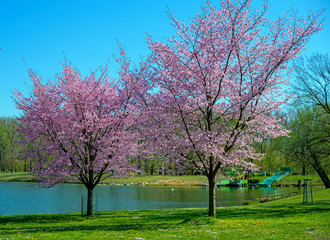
xmin=257 ymin=167 xmax=292 ymax=187
xmin=227 ymin=179 xmax=248 ymax=187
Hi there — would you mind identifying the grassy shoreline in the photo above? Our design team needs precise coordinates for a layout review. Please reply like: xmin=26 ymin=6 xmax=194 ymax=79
xmin=0 ymin=172 xmax=326 ymax=187
xmin=0 ymin=189 xmax=329 ymax=239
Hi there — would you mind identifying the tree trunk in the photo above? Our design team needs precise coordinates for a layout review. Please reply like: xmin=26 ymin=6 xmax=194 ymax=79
xmin=24 ymin=157 xmax=27 ymax=172
xmin=310 ymin=155 xmax=330 ymax=189
xmin=150 ymin=163 xmax=154 ymax=175
xmin=0 ymin=152 xmax=2 ymax=172
xmin=208 ymin=177 xmax=216 ymax=218
xmin=86 ymin=186 xmax=94 ymax=216
xmin=11 ymin=154 xmax=14 ymax=174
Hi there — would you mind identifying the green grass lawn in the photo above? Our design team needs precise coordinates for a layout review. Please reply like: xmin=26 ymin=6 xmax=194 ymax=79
xmin=275 ymin=174 xmax=325 ymax=186
xmin=0 ymin=172 xmax=36 ymax=182
xmin=0 ymin=172 xmax=326 ymax=189
xmin=0 ymin=189 xmax=329 ymax=240
xmin=102 ymin=174 xmax=208 ymax=185
xmin=0 ymin=172 xmax=209 ymax=185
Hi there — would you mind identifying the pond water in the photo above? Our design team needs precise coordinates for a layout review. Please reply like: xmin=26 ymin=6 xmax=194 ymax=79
xmin=0 ymin=181 xmax=303 ymax=215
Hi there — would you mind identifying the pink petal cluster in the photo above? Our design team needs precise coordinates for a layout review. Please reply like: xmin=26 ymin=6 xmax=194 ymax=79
xmin=13 ymin=53 xmax=146 ymax=187
xmin=140 ymin=0 xmax=323 ymax=177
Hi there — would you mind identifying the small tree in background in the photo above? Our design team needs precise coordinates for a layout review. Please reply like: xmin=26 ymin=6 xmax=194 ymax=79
xmin=13 ymin=54 xmax=146 ymax=216
xmin=0 ymin=118 xmax=22 ymax=172
xmin=0 ymin=120 xmax=9 ymax=171
xmin=293 ymin=53 xmax=330 ymax=114
xmin=143 ymin=0 xmax=323 ymax=217
xmin=283 ymin=108 xmax=330 ymax=188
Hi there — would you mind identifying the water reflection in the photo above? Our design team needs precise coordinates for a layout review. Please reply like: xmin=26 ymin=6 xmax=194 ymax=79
xmin=0 ymin=182 xmax=304 ymax=215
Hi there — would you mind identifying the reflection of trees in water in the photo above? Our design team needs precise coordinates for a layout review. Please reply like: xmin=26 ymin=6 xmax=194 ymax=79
xmin=0 ymin=182 xmax=311 ymax=215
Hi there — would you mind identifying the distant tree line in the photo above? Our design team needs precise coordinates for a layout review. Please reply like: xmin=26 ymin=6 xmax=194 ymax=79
xmin=0 ymin=117 xmax=27 ymax=172
xmin=0 ymin=116 xmax=192 ymax=176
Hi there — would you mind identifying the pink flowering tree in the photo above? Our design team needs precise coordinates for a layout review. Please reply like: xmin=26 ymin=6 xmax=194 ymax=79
xmin=13 ymin=54 xmax=145 ymax=216
xmin=144 ymin=0 xmax=323 ymax=217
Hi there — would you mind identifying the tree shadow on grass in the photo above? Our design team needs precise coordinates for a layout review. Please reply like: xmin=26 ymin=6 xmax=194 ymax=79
xmin=216 ymin=202 xmax=330 ymax=220
xmin=0 ymin=209 xmax=205 ymax=235
xmin=0 ymin=202 xmax=329 ymax=236
xmin=0 ymin=213 xmax=84 ymax=224
xmin=0 ymin=223 xmax=173 ymax=235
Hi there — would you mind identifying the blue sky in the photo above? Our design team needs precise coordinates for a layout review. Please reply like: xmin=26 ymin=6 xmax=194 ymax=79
xmin=1 ymin=0 xmax=329 ymax=117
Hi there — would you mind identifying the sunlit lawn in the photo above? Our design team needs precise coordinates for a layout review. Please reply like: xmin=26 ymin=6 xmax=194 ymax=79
xmin=0 ymin=172 xmax=325 ymax=187
xmin=275 ymin=174 xmax=324 ymax=186
xmin=0 ymin=172 xmax=208 ymax=185
xmin=0 ymin=172 xmax=35 ymax=182
xmin=102 ymin=174 xmax=208 ymax=185
xmin=0 ymin=189 xmax=329 ymax=239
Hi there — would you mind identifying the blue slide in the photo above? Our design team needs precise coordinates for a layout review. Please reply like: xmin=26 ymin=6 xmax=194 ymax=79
xmin=257 ymin=167 xmax=292 ymax=187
